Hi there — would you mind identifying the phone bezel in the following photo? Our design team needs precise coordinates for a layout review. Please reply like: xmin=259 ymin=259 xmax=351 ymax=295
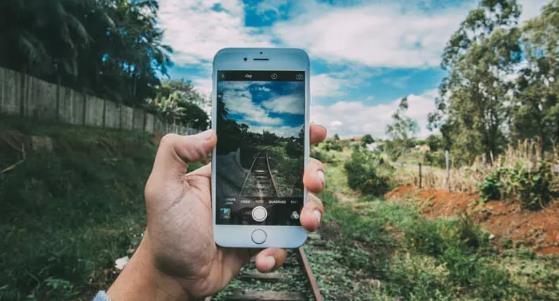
xmin=211 ymin=48 xmax=310 ymax=248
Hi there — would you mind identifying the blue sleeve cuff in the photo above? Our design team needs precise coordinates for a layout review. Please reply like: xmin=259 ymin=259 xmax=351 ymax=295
xmin=93 ymin=291 xmax=111 ymax=301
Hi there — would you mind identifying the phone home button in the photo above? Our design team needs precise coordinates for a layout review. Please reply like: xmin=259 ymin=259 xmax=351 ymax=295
xmin=251 ymin=206 xmax=267 ymax=222
xmin=251 ymin=229 xmax=267 ymax=244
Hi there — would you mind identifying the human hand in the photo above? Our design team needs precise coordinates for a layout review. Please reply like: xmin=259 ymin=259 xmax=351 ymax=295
xmin=107 ymin=124 xmax=327 ymax=300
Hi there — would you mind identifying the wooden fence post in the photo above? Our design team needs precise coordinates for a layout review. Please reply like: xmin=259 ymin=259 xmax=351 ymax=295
xmin=418 ymin=163 xmax=422 ymax=189
xmin=445 ymin=150 xmax=451 ymax=192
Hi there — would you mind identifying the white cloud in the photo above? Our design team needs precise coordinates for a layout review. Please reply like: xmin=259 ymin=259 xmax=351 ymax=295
xmin=254 ymin=0 xmax=288 ymax=18
xmin=158 ymin=0 xmax=272 ymax=65
xmin=311 ymin=89 xmax=437 ymax=138
xmin=248 ymin=125 xmax=303 ymax=138
xmin=192 ymin=77 xmax=212 ymax=97
xmin=262 ymin=94 xmax=304 ymax=114
xmin=273 ymin=2 xmax=470 ymax=68
xmin=311 ymin=73 xmax=349 ymax=98
xmin=519 ymin=0 xmax=549 ymax=23
xmin=221 ymin=82 xmax=282 ymax=125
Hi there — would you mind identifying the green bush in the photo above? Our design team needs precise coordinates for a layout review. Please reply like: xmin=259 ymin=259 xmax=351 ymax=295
xmin=344 ymin=147 xmax=393 ymax=196
xmin=478 ymin=162 xmax=555 ymax=210
xmin=479 ymin=170 xmax=502 ymax=201
xmin=324 ymin=139 xmax=343 ymax=152
xmin=517 ymin=163 xmax=554 ymax=210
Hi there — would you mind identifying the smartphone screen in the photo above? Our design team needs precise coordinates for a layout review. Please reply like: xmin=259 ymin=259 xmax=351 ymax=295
xmin=215 ymin=70 xmax=305 ymax=226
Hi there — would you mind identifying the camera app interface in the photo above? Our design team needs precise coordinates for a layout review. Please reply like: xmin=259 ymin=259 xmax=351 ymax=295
xmin=216 ymin=70 xmax=305 ymax=226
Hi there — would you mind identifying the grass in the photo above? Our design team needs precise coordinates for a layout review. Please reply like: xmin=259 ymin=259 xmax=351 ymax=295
xmin=307 ymin=144 xmax=559 ymax=300
xmin=0 ymin=116 xmax=161 ymax=300
xmin=2 ymin=124 xmax=557 ymax=300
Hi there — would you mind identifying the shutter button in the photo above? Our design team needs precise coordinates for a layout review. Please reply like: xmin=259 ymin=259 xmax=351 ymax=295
xmin=251 ymin=206 xmax=267 ymax=222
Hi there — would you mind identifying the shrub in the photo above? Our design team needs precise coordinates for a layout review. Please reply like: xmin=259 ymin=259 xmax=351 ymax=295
xmin=324 ymin=140 xmax=343 ymax=152
xmin=479 ymin=170 xmax=502 ymax=201
xmin=344 ymin=147 xmax=393 ymax=195
xmin=478 ymin=162 xmax=555 ymax=210
xmin=516 ymin=163 xmax=553 ymax=210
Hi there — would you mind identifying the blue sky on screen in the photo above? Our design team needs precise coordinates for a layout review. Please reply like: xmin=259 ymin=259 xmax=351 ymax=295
xmin=158 ymin=0 xmax=549 ymax=138
xmin=218 ymin=80 xmax=305 ymax=137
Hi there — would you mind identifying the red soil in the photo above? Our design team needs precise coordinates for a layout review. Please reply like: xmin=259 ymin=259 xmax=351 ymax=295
xmin=386 ymin=185 xmax=559 ymax=255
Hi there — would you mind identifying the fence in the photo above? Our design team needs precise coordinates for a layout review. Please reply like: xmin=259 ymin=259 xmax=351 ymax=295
xmin=0 ymin=66 xmax=196 ymax=135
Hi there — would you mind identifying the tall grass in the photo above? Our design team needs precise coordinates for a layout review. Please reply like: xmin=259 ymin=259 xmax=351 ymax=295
xmin=394 ymin=140 xmax=559 ymax=193
xmin=0 ymin=117 xmax=159 ymax=300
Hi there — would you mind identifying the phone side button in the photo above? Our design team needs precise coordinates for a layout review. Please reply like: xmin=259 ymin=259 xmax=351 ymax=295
xmin=251 ymin=229 xmax=267 ymax=244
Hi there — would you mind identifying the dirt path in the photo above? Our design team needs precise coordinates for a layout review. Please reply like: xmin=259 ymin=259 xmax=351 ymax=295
xmin=386 ymin=185 xmax=559 ymax=255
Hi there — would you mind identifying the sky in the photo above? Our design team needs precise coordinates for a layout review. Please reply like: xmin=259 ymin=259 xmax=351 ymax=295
xmin=158 ymin=0 xmax=550 ymax=138
xmin=218 ymin=80 xmax=305 ymax=137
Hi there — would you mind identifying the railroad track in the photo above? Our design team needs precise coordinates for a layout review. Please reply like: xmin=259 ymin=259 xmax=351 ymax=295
xmin=207 ymin=233 xmax=325 ymax=301
xmin=239 ymin=151 xmax=279 ymax=198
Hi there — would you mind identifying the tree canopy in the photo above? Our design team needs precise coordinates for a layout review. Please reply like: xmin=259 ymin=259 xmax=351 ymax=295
xmin=429 ymin=0 xmax=559 ymax=165
xmin=0 ymin=0 xmax=171 ymax=106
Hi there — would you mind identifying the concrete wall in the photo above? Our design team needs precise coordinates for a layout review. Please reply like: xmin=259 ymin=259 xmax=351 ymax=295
xmin=0 ymin=66 xmax=197 ymax=135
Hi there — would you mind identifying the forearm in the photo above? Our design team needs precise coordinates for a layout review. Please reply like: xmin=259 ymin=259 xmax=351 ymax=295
xmin=107 ymin=233 xmax=193 ymax=301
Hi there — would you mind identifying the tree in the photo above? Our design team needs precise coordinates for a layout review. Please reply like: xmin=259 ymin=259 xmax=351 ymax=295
xmin=147 ymin=80 xmax=209 ymax=130
xmin=386 ymin=97 xmax=419 ymax=159
xmin=429 ymin=0 xmax=522 ymax=164
xmin=510 ymin=0 xmax=559 ymax=155
xmin=361 ymin=134 xmax=375 ymax=146
xmin=0 ymin=0 xmax=172 ymax=106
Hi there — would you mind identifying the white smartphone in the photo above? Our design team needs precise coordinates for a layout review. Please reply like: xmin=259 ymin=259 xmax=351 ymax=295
xmin=211 ymin=48 xmax=310 ymax=248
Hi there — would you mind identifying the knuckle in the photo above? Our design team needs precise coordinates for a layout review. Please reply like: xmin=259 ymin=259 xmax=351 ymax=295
xmin=159 ymin=133 xmax=178 ymax=147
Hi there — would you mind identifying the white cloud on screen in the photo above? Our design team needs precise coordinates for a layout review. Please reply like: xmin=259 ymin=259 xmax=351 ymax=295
xmin=311 ymin=89 xmax=437 ymax=138
xmin=221 ymin=82 xmax=282 ymax=125
xmin=262 ymin=94 xmax=304 ymax=114
xmin=248 ymin=125 xmax=303 ymax=138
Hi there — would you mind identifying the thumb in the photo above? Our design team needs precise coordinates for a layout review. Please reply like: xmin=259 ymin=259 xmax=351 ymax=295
xmin=145 ymin=130 xmax=216 ymax=199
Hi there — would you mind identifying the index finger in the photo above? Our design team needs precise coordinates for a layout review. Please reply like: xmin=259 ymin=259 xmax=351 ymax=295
xmin=310 ymin=123 xmax=327 ymax=145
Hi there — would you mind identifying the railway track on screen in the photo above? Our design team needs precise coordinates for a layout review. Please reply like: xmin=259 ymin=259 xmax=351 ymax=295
xmin=239 ymin=151 xmax=279 ymax=198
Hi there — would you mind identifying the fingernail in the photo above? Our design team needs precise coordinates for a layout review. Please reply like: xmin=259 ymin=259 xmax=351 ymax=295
xmin=263 ymin=256 xmax=276 ymax=270
xmin=313 ymin=210 xmax=322 ymax=224
xmin=198 ymin=129 xmax=214 ymax=141
xmin=318 ymin=170 xmax=325 ymax=187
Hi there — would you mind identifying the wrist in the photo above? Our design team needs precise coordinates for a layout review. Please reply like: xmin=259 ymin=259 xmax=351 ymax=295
xmin=107 ymin=232 xmax=194 ymax=301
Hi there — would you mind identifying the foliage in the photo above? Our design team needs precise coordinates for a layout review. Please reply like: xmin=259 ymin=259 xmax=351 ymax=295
xmin=510 ymin=0 xmax=559 ymax=155
xmin=0 ymin=117 xmax=161 ymax=300
xmin=479 ymin=162 xmax=555 ymax=210
xmin=323 ymin=139 xmax=343 ymax=152
xmin=479 ymin=170 xmax=502 ymax=201
xmin=429 ymin=0 xmax=559 ymax=165
xmin=317 ymin=156 xmax=559 ymax=300
xmin=0 ymin=0 xmax=172 ymax=105
xmin=385 ymin=97 xmax=419 ymax=160
xmin=344 ymin=147 xmax=393 ymax=195
xmin=147 ymin=79 xmax=209 ymax=130
xmin=361 ymin=134 xmax=375 ymax=146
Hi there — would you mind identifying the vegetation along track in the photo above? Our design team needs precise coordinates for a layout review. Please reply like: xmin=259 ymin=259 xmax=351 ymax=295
xmin=209 ymin=233 xmax=325 ymax=301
